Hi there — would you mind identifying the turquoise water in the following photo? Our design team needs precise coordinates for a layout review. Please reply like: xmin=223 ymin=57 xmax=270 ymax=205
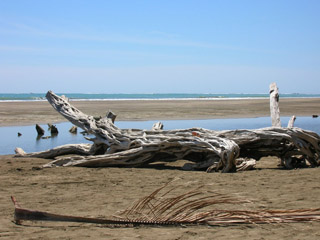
xmin=0 ymin=116 xmax=319 ymax=155
xmin=1 ymin=93 xmax=320 ymax=101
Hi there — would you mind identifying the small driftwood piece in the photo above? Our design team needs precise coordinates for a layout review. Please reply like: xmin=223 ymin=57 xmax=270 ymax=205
xmin=50 ymin=125 xmax=58 ymax=135
xmin=35 ymin=124 xmax=45 ymax=136
xmin=151 ymin=122 xmax=163 ymax=131
xmin=287 ymin=115 xmax=296 ymax=128
xmin=11 ymin=183 xmax=320 ymax=226
xmin=106 ymin=111 xmax=117 ymax=123
xmin=269 ymin=82 xmax=281 ymax=127
xmin=69 ymin=126 xmax=77 ymax=134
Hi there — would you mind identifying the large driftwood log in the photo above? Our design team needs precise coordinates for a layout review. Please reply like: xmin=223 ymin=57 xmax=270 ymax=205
xmin=18 ymin=91 xmax=241 ymax=172
xmin=15 ymin=91 xmax=320 ymax=172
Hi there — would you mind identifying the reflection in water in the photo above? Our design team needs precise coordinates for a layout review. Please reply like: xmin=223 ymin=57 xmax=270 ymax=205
xmin=0 ymin=116 xmax=319 ymax=155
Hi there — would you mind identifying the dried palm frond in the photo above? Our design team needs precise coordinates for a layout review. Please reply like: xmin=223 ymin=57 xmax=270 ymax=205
xmin=115 ymin=182 xmax=249 ymax=224
xmin=115 ymin=183 xmax=320 ymax=225
xmin=11 ymin=182 xmax=320 ymax=226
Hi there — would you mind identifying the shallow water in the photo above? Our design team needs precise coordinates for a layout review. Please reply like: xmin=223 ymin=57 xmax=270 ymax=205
xmin=0 ymin=116 xmax=319 ymax=155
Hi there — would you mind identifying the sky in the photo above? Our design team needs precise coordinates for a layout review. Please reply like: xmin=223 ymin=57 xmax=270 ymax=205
xmin=0 ymin=0 xmax=319 ymax=94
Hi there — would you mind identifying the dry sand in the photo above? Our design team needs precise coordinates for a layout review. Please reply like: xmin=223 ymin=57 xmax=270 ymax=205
xmin=1 ymin=98 xmax=320 ymax=239
xmin=1 ymin=156 xmax=320 ymax=240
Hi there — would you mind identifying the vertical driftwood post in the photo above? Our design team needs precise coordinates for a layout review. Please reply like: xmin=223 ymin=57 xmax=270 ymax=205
xmin=269 ymin=83 xmax=281 ymax=127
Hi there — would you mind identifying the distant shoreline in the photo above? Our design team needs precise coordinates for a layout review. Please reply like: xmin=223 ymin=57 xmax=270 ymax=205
xmin=0 ymin=97 xmax=270 ymax=103
xmin=1 ymin=92 xmax=320 ymax=102
xmin=3 ymin=96 xmax=320 ymax=103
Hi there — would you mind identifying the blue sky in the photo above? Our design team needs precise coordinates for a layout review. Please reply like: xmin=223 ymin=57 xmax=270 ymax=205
xmin=0 ymin=0 xmax=319 ymax=93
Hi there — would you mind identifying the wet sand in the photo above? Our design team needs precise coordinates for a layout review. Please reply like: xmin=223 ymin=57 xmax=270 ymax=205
xmin=1 ymin=97 xmax=320 ymax=126
xmin=1 ymin=98 xmax=320 ymax=239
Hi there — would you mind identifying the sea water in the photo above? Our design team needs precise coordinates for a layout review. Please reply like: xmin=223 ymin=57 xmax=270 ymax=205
xmin=0 ymin=116 xmax=319 ymax=155
xmin=1 ymin=93 xmax=320 ymax=101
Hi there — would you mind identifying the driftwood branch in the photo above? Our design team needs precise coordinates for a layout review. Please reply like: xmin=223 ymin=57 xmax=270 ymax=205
xmin=15 ymin=144 xmax=94 ymax=159
xmin=151 ymin=122 xmax=164 ymax=131
xmin=287 ymin=115 xmax=296 ymax=128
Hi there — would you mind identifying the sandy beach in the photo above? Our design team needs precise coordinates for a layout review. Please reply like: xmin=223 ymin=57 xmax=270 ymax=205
xmin=1 ymin=97 xmax=320 ymax=126
xmin=1 ymin=156 xmax=320 ymax=240
xmin=1 ymin=98 xmax=320 ymax=239
xmin=1 ymin=0 xmax=320 ymax=238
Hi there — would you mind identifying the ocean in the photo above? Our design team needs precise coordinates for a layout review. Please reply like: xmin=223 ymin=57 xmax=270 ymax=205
xmin=1 ymin=93 xmax=320 ymax=101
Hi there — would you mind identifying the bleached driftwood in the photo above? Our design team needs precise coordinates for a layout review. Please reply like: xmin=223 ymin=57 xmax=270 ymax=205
xmin=16 ymin=91 xmax=240 ymax=172
xmin=235 ymin=158 xmax=256 ymax=171
xmin=15 ymin=144 xmax=94 ymax=159
xmin=213 ymin=127 xmax=320 ymax=169
xmin=15 ymin=91 xmax=320 ymax=172
xmin=151 ymin=122 xmax=163 ymax=131
xmin=106 ymin=111 xmax=117 ymax=123
xmin=270 ymin=82 xmax=281 ymax=127
xmin=287 ymin=115 xmax=296 ymax=128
